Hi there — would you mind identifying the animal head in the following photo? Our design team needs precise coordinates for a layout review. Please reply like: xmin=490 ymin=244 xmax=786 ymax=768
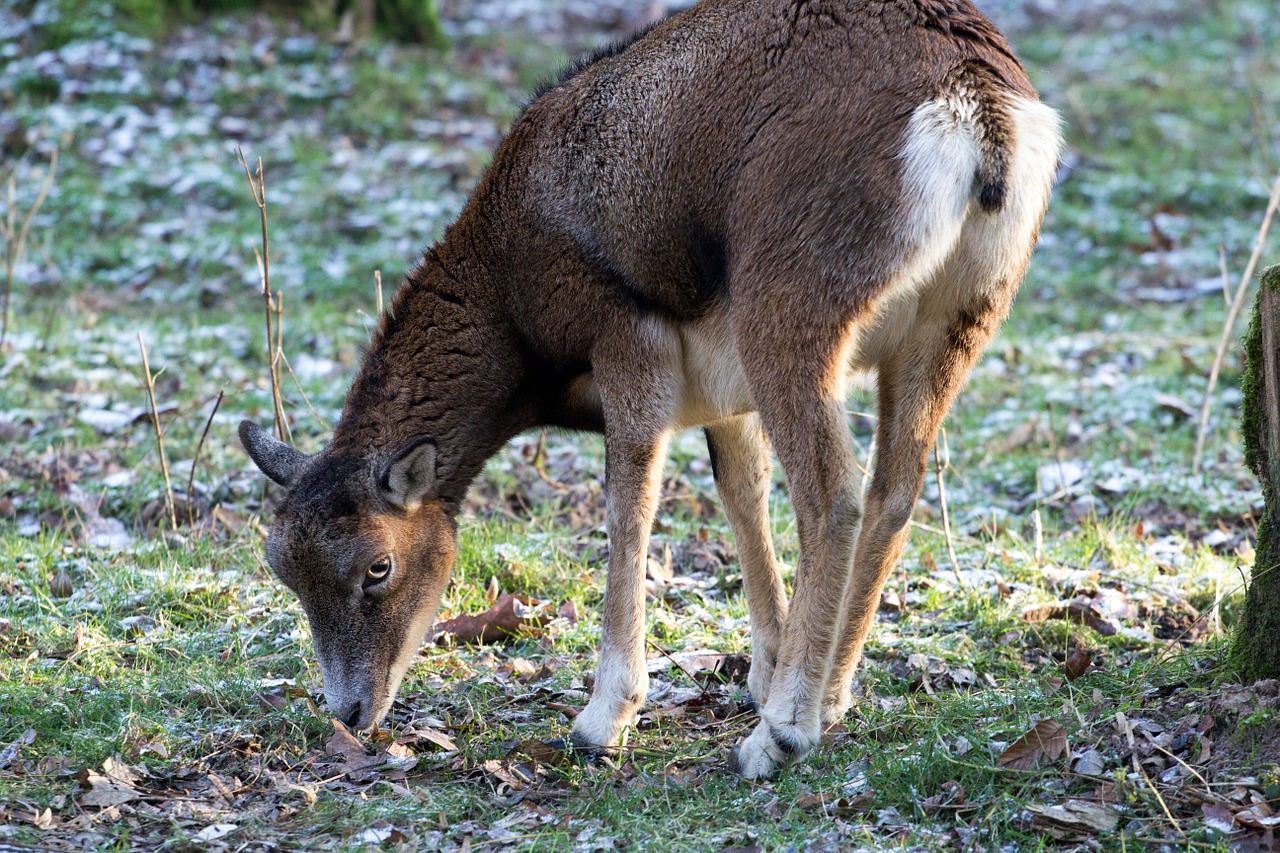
xmin=239 ymin=420 xmax=456 ymax=730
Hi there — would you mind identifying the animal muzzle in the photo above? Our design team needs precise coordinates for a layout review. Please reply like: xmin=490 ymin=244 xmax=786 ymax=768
xmin=317 ymin=652 xmax=392 ymax=732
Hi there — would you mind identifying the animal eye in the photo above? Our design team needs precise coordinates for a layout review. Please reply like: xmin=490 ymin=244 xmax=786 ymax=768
xmin=364 ymin=557 xmax=393 ymax=589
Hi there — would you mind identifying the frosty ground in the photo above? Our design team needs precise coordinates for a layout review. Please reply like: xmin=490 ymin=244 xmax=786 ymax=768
xmin=1 ymin=0 xmax=1279 ymax=850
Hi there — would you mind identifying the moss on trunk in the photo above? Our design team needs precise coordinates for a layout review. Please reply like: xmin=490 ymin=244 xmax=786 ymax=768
xmin=1231 ymin=264 xmax=1280 ymax=680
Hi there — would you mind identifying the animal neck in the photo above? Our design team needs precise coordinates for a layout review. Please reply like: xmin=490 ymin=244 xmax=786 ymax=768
xmin=331 ymin=244 xmax=532 ymax=507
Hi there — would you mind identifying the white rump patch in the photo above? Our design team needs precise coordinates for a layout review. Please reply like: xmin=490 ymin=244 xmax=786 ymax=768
xmin=893 ymin=98 xmax=984 ymax=294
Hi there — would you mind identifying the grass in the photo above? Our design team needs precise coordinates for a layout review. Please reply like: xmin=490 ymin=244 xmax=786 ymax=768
xmin=1 ymin=0 xmax=1279 ymax=849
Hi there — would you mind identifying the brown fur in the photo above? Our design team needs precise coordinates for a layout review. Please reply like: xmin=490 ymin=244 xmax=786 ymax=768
xmin=240 ymin=0 xmax=1061 ymax=779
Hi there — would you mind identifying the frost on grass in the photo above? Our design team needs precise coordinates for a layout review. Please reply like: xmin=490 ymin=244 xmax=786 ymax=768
xmin=2 ymin=0 xmax=1280 ymax=850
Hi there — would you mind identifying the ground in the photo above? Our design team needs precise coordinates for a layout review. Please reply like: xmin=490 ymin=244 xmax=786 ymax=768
xmin=1 ymin=0 xmax=1279 ymax=850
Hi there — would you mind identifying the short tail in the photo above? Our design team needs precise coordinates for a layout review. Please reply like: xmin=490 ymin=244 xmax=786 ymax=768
xmin=940 ymin=61 xmax=1019 ymax=213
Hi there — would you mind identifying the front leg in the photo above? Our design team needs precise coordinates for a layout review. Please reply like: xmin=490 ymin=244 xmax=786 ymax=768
xmin=570 ymin=320 xmax=680 ymax=752
xmin=569 ymin=428 xmax=673 ymax=752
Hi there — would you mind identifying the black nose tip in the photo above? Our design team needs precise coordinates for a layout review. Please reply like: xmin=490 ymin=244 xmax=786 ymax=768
xmin=341 ymin=700 xmax=364 ymax=729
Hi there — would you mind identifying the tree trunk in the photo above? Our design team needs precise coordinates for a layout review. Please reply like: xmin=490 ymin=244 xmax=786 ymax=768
xmin=1232 ymin=263 xmax=1280 ymax=680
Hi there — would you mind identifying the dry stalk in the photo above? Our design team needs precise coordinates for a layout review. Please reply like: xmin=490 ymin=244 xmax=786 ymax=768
xmin=530 ymin=429 xmax=566 ymax=489
xmin=273 ymin=291 xmax=293 ymax=444
xmin=1192 ymin=169 xmax=1280 ymax=473
xmin=934 ymin=427 xmax=965 ymax=589
xmin=237 ymin=149 xmax=288 ymax=442
xmin=187 ymin=388 xmax=224 ymax=529
xmin=1 ymin=146 xmax=58 ymax=348
xmin=375 ymin=269 xmax=383 ymax=317
xmin=137 ymin=333 xmax=178 ymax=532
xmin=278 ymin=350 xmax=330 ymax=430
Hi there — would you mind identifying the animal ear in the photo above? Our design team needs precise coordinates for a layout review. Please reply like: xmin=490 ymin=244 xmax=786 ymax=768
xmin=379 ymin=436 xmax=437 ymax=512
xmin=239 ymin=420 xmax=309 ymax=487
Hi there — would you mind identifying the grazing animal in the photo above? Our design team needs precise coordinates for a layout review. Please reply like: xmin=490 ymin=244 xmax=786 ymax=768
xmin=240 ymin=0 xmax=1061 ymax=779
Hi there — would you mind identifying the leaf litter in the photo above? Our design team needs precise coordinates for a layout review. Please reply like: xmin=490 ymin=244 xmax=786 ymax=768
xmin=2 ymin=0 xmax=1278 ymax=850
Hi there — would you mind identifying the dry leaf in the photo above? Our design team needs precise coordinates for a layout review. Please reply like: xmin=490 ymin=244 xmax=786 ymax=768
xmin=1064 ymin=649 xmax=1093 ymax=681
xmin=794 ymin=792 xmax=872 ymax=815
xmin=509 ymin=739 xmax=574 ymax=769
xmin=48 ymin=569 xmax=73 ymax=598
xmin=1155 ymin=392 xmax=1196 ymax=419
xmin=557 ymin=600 xmax=579 ymax=624
xmin=1027 ymin=800 xmax=1119 ymax=838
xmin=481 ymin=757 xmax=541 ymax=790
xmin=409 ymin=726 xmax=458 ymax=753
xmin=1066 ymin=599 xmax=1119 ymax=637
xmin=998 ymin=719 xmax=1068 ymax=770
xmin=0 ymin=728 xmax=36 ymax=768
xmin=434 ymin=593 xmax=554 ymax=645
xmin=193 ymin=824 xmax=238 ymax=842
xmin=1202 ymin=802 xmax=1236 ymax=834
xmin=1072 ymin=749 xmax=1106 ymax=777
xmin=679 ymin=652 xmax=751 ymax=684
xmin=1021 ymin=603 xmax=1066 ymax=624
xmin=325 ymin=720 xmax=378 ymax=772
xmin=76 ymin=762 xmax=143 ymax=808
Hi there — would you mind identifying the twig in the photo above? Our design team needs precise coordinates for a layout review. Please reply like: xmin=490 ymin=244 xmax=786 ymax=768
xmin=0 ymin=146 xmax=58 ymax=348
xmin=1147 ymin=740 xmax=1213 ymax=796
xmin=138 ymin=333 xmax=178 ymax=532
xmin=644 ymin=638 xmax=712 ymax=701
xmin=1219 ymin=246 xmax=1231 ymax=307
xmin=237 ymin=149 xmax=288 ymax=443
xmin=1193 ymin=169 xmax=1280 ymax=473
xmin=375 ymin=269 xmax=383 ymax=318
xmin=934 ymin=427 xmax=965 ymax=589
xmin=186 ymin=388 xmax=224 ymax=528
xmin=1118 ymin=710 xmax=1186 ymax=839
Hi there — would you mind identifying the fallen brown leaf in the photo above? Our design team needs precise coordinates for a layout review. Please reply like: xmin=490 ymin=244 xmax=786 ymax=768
xmin=405 ymin=726 xmax=458 ymax=753
xmin=0 ymin=728 xmax=35 ymax=768
xmin=921 ymin=780 xmax=967 ymax=815
xmin=434 ymin=593 xmax=554 ymax=645
xmin=48 ymin=569 xmax=73 ymax=598
xmin=557 ymin=600 xmax=579 ymax=624
xmin=794 ymin=792 xmax=873 ymax=815
xmin=879 ymin=588 xmax=902 ymax=612
xmin=679 ymin=652 xmax=751 ymax=684
xmin=325 ymin=720 xmax=378 ymax=772
xmin=481 ymin=757 xmax=544 ymax=791
xmin=509 ymin=739 xmax=574 ymax=769
xmin=1064 ymin=649 xmax=1093 ymax=681
xmin=76 ymin=757 xmax=146 ymax=808
xmin=998 ymin=719 xmax=1068 ymax=770
xmin=1021 ymin=603 xmax=1066 ymax=624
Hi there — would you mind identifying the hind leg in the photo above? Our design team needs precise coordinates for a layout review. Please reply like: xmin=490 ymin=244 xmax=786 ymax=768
xmin=822 ymin=218 xmax=1042 ymax=724
xmin=705 ymin=414 xmax=787 ymax=706
xmin=727 ymin=306 xmax=864 ymax=779
xmin=820 ymin=293 xmax=1007 ymax=725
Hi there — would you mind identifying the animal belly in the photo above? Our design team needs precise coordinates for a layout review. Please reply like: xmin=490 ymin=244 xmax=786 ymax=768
xmin=674 ymin=312 xmax=754 ymax=429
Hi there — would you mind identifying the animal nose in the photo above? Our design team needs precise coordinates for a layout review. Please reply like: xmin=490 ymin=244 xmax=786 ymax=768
xmin=339 ymin=700 xmax=364 ymax=730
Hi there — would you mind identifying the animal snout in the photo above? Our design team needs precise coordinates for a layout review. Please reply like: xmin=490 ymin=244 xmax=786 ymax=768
xmin=333 ymin=698 xmax=366 ymax=730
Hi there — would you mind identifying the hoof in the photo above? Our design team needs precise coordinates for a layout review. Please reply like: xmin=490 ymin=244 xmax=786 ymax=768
xmin=726 ymin=744 xmax=742 ymax=775
xmin=544 ymin=734 xmax=612 ymax=763
xmin=731 ymin=719 xmax=818 ymax=780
